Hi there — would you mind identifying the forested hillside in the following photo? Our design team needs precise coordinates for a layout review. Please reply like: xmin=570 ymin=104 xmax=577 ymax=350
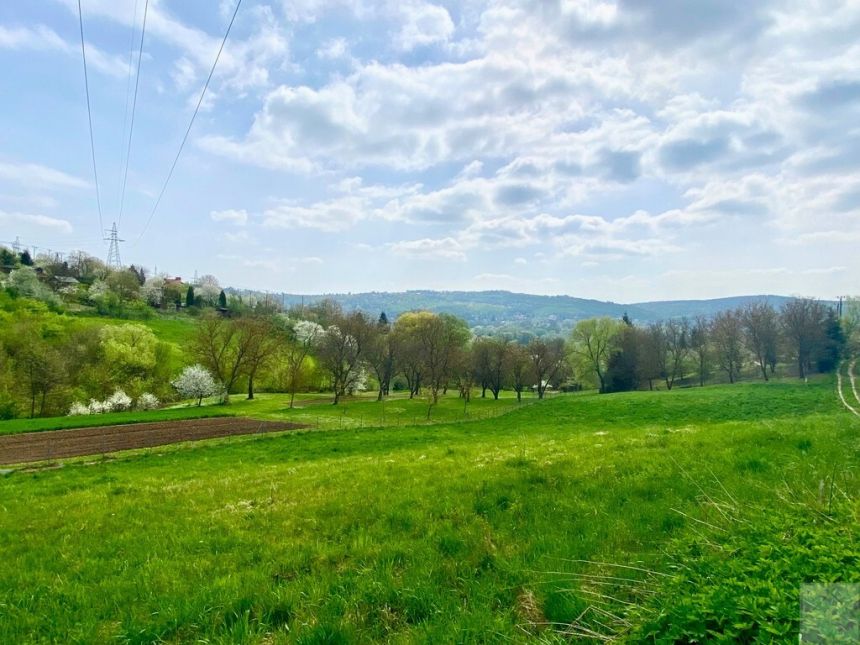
xmin=248 ymin=289 xmax=802 ymax=336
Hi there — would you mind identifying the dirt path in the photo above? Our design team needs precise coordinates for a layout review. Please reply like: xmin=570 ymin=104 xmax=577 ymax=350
xmin=848 ymin=359 xmax=860 ymax=406
xmin=0 ymin=417 xmax=307 ymax=466
xmin=836 ymin=362 xmax=860 ymax=418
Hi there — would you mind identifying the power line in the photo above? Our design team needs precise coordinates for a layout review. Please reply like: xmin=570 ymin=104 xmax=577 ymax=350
xmin=77 ymin=0 xmax=105 ymax=238
xmin=135 ymin=0 xmax=243 ymax=242
xmin=117 ymin=0 xmax=141 ymax=216
xmin=117 ymin=0 xmax=149 ymax=230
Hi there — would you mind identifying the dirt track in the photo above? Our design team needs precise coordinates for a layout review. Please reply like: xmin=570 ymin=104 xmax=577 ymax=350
xmin=0 ymin=417 xmax=307 ymax=466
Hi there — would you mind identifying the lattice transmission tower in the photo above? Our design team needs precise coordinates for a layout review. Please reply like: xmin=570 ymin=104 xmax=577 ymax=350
xmin=105 ymin=222 xmax=124 ymax=269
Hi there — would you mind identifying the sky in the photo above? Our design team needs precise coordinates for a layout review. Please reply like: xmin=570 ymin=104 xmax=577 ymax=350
xmin=0 ymin=0 xmax=858 ymax=302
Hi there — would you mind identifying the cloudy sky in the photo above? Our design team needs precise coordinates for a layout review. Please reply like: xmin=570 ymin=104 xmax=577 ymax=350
xmin=1 ymin=1 xmax=858 ymax=301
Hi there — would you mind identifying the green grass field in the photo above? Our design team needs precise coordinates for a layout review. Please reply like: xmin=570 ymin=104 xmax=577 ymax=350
xmin=0 ymin=390 xmax=528 ymax=436
xmin=1 ymin=378 xmax=857 ymax=642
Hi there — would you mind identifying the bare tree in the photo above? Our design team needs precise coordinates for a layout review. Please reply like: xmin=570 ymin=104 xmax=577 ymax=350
xmin=471 ymin=339 xmax=493 ymax=398
xmin=244 ymin=317 xmax=281 ymax=400
xmin=392 ymin=315 xmax=424 ymax=398
xmin=662 ymin=318 xmax=690 ymax=390
xmin=317 ymin=310 xmax=375 ymax=404
xmin=689 ymin=315 xmax=710 ymax=387
xmin=780 ymin=298 xmax=828 ymax=379
xmin=193 ymin=314 xmax=265 ymax=403
xmin=278 ymin=320 xmax=323 ymax=408
xmin=643 ymin=323 xmax=667 ymax=390
xmin=365 ymin=317 xmax=397 ymax=401
xmin=741 ymin=301 xmax=780 ymax=381
xmin=12 ymin=337 xmax=66 ymax=417
xmin=711 ymin=310 xmax=744 ymax=384
xmin=472 ymin=337 xmax=510 ymax=400
xmin=507 ymin=343 xmax=534 ymax=402
xmin=527 ymin=337 xmax=567 ymax=399
xmin=411 ymin=313 xmax=470 ymax=417
xmin=452 ymin=344 xmax=475 ymax=413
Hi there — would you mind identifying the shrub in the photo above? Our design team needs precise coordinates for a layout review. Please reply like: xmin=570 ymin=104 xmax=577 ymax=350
xmin=105 ymin=389 xmax=132 ymax=412
xmin=87 ymin=399 xmax=109 ymax=415
xmin=137 ymin=392 xmax=160 ymax=410
xmin=68 ymin=402 xmax=92 ymax=416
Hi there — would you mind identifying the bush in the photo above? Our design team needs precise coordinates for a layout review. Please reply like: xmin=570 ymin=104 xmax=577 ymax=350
xmin=105 ymin=389 xmax=132 ymax=412
xmin=137 ymin=392 xmax=160 ymax=410
xmin=86 ymin=398 xmax=108 ymax=414
xmin=68 ymin=402 xmax=92 ymax=416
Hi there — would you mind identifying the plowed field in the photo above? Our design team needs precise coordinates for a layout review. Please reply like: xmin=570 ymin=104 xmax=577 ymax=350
xmin=0 ymin=417 xmax=306 ymax=465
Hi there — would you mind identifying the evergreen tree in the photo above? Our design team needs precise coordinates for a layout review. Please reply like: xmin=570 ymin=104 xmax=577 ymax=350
xmin=0 ymin=247 xmax=18 ymax=269
xmin=218 ymin=290 xmax=227 ymax=309
xmin=816 ymin=309 xmax=845 ymax=373
xmin=378 ymin=311 xmax=389 ymax=326
xmin=20 ymin=250 xmax=33 ymax=266
xmin=186 ymin=285 xmax=195 ymax=308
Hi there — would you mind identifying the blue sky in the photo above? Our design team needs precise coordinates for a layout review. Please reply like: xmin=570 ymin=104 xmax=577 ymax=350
xmin=0 ymin=0 xmax=858 ymax=301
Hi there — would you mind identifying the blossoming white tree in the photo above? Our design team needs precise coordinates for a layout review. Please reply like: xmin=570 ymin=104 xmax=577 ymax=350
xmin=105 ymin=389 xmax=132 ymax=412
xmin=171 ymin=364 xmax=218 ymax=406
xmin=137 ymin=392 xmax=160 ymax=410
xmin=141 ymin=276 xmax=165 ymax=307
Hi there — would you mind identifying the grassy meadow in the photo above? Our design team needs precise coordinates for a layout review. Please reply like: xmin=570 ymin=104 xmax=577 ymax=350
xmin=1 ymin=377 xmax=858 ymax=642
xmin=0 ymin=390 xmax=526 ymax=436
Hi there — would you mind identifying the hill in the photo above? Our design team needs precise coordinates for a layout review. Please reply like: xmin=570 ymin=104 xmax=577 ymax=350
xmin=233 ymin=289 xmax=801 ymax=335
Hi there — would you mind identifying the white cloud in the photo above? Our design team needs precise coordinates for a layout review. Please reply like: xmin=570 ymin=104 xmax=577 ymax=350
xmin=0 ymin=210 xmax=73 ymax=234
xmin=0 ymin=161 xmax=89 ymax=190
xmin=389 ymin=237 xmax=466 ymax=260
xmin=395 ymin=1 xmax=455 ymax=51
xmin=210 ymin=208 xmax=248 ymax=225
xmin=317 ymin=38 xmax=349 ymax=60
xmin=53 ymin=0 xmax=289 ymax=94
xmin=0 ymin=24 xmax=125 ymax=77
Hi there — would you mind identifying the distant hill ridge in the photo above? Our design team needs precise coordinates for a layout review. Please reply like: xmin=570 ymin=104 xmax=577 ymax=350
xmin=228 ymin=289 xmax=809 ymax=335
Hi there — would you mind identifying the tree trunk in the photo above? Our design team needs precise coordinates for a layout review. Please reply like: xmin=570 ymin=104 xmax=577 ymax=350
xmin=377 ymin=387 xmax=383 ymax=402
xmin=516 ymin=389 xmax=521 ymax=402
xmin=247 ymin=372 xmax=255 ymax=400
xmin=289 ymin=390 xmax=296 ymax=409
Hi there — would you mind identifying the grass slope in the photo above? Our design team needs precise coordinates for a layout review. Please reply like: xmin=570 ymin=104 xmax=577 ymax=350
xmin=0 ymin=379 xmax=857 ymax=643
xmin=0 ymin=391 xmax=524 ymax=436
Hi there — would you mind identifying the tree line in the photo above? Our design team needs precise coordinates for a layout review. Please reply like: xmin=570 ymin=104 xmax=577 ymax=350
xmin=569 ymin=299 xmax=849 ymax=393
xmin=188 ymin=303 xmax=571 ymax=419
xmin=1 ymin=243 xmax=858 ymax=419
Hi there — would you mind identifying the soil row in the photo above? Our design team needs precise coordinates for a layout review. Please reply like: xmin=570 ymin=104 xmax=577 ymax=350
xmin=0 ymin=417 xmax=306 ymax=466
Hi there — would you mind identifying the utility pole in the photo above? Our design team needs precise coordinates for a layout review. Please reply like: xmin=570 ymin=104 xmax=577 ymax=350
xmin=105 ymin=222 xmax=124 ymax=269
